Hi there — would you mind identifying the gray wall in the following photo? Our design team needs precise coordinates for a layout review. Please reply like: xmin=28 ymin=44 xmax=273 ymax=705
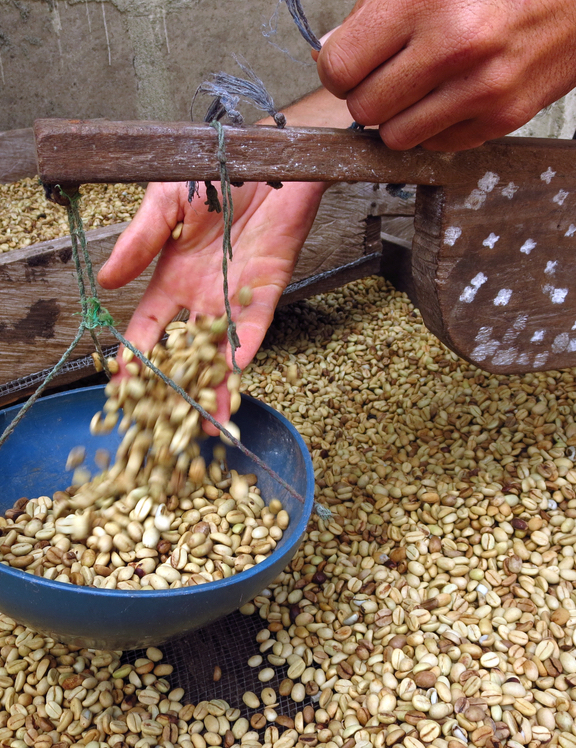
xmin=0 ymin=0 xmax=354 ymax=130
xmin=2 ymin=0 xmax=576 ymax=137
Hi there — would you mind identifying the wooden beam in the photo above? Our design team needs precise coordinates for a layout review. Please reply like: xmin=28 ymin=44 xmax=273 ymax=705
xmin=34 ymin=119 xmax=576 ymax=187
xmin=0 ymin=129 xmax=37 ymax=183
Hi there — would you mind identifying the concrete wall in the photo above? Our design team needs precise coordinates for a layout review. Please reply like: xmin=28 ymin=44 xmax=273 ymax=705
xmin=0 ymin=0 xmax=353 ymax=130
xmin=2 ymin=0 xmax=576 ymax=138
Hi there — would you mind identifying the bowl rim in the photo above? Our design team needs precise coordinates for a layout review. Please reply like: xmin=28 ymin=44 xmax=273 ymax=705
xmin=0 ymin=385 xmax=315 ymax=599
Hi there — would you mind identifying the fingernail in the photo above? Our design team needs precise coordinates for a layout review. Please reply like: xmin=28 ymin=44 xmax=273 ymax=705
xmin=318 ymin=25 xmax=340 ymax=46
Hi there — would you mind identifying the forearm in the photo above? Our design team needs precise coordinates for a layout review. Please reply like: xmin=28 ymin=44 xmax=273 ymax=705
xmin=260 ymin=87 xmax=354 ymax=129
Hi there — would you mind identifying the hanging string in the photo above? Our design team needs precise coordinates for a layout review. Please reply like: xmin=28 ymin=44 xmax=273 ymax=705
xmin=209 ymin=120 xmax=242 ymax=376
xmin=62 ymin=187 xmax=112 ymax=378
xmin=282 ymin=0 xmax=321 ymax=51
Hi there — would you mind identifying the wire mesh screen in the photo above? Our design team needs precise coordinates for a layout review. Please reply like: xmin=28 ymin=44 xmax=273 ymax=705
xmin=125 ymin=610 xmax=312 ymax=718
xmin=0 ymin=344 xmax=119 ymax=400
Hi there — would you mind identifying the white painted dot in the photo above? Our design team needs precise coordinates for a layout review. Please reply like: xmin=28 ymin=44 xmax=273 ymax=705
xmin=531 ymin=330 xmax=545 ymax=342
xmin=492 ymin=348 xmax=517 ymax=366
xmin=444 ymin=226 xmax=462 ymax=246
xmin=482 ymin=233 xmax=500 ymax=249
xmin=572 ymin=320 xmax=576 ymax=330
xmin=552 ymin=288 xmax=568 ymax=303
xmin=494 ymin=289 xmax=513 ymax=306
xmin=501 ymin=182 xmax=518 ymax=199
xmin=569 ymin=339 xmax=576 ymax=352
xmin=543 ymin=284 xmax=569 ymax=304
xmin=534 ymin=352 xmax=549 ymax=367
xmin=459 ymin=272 xmax=488 ymax=303
xmin=545 ymin=261 xmax=558 ymax=275
xmin=478 ymin=172 xmax=500 ymax=192
xmin=471 ymin=341 xmax=499 ymax=361
xmin=516 ymin=353 xmax=530 ymax=366
xmin=465 ymin=189 xmax=487 ymax=210
xmin=553 ymin=190 xmax=569 ymax=206
xmin=520 ymin=239 xmax=537 ymax=254
xmin=566 ymin=224 xmax=576 ymax=237
xmin=552 ymin=333 xmax=570 ymax=353
xmin=513 ymin=314 xmax=528 ymax=330
xmin=471 ymin=328 xmax=498 ymax=360
xmin=503 ymin=316 xmax=528 ymax=343
xmin=541 ymin=168 xmax=556 ymax=184
xmin=475 ymin=326 xmax=493 ymax=343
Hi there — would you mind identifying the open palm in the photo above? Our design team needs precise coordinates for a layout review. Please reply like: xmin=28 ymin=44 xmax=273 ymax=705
xmin=97 ymin=179 xmax=326 ymax=426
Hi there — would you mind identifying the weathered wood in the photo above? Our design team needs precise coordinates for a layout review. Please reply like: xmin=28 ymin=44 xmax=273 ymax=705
xmin=412 ymin=171 xmax=576 ymax=373
xmin=34 ymin=119 xmax=576 ymax=186
xmin=381 ymin=216 xmax=415 ymax=246
xmin=0 ymin=129 xmax=37 ymax=183
xmin=21 ymin=118 xmax=576 ymax=381
xmin=0 ymin=223 xmax=153 ymax=389
xmin=292 ymin=183 xmax=383 ymax=280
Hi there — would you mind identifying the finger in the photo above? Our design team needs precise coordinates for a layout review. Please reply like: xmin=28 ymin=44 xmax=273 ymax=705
xmin=230 ymin=298 xmax=278 ymax=371
xmin=378 ymin=77 xmax=504 ymax=150
xmin=345 ymin=48 xmax=443 ymax=127
xmin=316 ymin=1 xmax=409 ymax=97
xmin=419 ymin=120 xmax=492 ymax=152
xmin=343 ymin=23 xmax=497 ymax=128
xmin=98 ymin=183 xmax=185 ymax=289
xmin=202 ymin=381 xmax=232 ymax=437
xmin=122 ymin=277 xmax=183 ymax=356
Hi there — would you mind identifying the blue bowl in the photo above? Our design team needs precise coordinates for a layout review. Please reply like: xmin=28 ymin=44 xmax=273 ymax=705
xmin=0 ymin=386 xmax=314 ymax=649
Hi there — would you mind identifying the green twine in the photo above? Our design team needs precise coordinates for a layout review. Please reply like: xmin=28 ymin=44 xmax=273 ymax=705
xmin=63 ymin=186 xmax=113 ymax=378
xmin=210 ymin=120 xmax=241 ymax=375
xmin=83 ymin=298 xmax=116 ymax=330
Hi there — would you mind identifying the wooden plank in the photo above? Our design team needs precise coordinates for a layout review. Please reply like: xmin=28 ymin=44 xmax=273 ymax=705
xmin=411 ymin=172 xmax=576 ymax=373
xmin=0 ymin=223 xmax=154 ymax=389
xmin=291 ymin=183 xmax=382 ymax=282
xmin=0 ymin=129 xmax=37 ymax=183
xmin=34 ymin=119 xmax=576 ymax=187
xmin=381 ymin=216 xmax=415 ymax=246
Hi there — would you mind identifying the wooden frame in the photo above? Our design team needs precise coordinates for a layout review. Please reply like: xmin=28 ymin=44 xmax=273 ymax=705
xmin=0 ymin=129 xmax=409 ymax=405
xmin=4 ymin=118 xmax=576 ymax=406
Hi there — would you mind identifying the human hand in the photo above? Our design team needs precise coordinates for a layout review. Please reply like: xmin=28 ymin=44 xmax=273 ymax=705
xmin=98 ymin=179 xmax=326 ymax=430
xmin=315 ymin=0 xmax=576 ymax=150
